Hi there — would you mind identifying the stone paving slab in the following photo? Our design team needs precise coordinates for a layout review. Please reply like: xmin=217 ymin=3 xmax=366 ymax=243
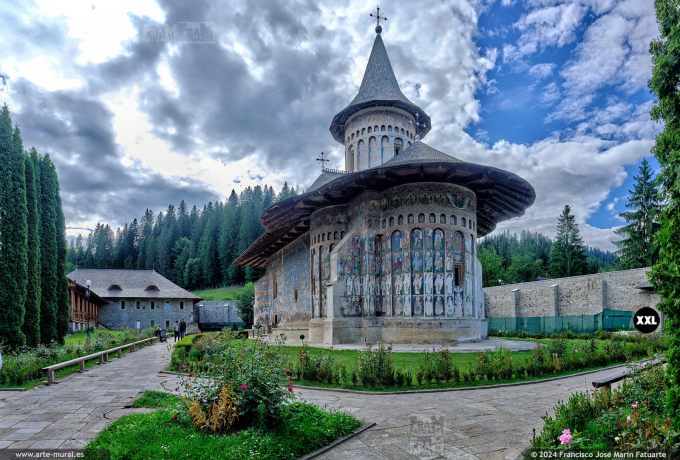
xmin=0 ymin=342 xmax=174 ymax=449
xmin=0 ymin=338 xmax=633 ymax=460
xmin=298 ymin=365 xmax=630 ymax=460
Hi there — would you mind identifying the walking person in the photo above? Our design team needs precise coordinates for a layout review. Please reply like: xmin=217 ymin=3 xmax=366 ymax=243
xmin=179 ymin=319 xmax=186 ymax=340
xmin=173 ymin=320 xmax=179 ymax=342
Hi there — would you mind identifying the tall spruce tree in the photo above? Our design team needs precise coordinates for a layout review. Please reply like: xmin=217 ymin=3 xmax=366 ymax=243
xmin=648 ymin=0 xmax=680 ymax=429
xmin=22 ymin=149 xmax=42 ymax=347
xmin=614 ymin=158 xmax=661 ymax=268
xmin=39 ymin=154 xmax=59 ymax=343
xmin=54 ymin=167 xmax=69 ymax=343
xmin=548 ymin=205 xmax=587 ymax=278
xmin=0 ymin=107 xmax=29 ymax=348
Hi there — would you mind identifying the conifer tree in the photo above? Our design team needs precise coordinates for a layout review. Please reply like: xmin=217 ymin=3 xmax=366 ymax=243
xmin=54 ymin=167 xmax=69 ymax=342
xmin=648 ymin=0 xmax=680 ymax=428
xmin=548 ymin=205 xmax=587 ymax=278
xmin=0 ymin=107 xmax=29 ymax=348
xmin=23 ymin=149 xmax=42 ymax=347
xmin=614 ymin=158 xmax=661 ymax=268
xmin=39 ymin=154 xmax=59 ymax=343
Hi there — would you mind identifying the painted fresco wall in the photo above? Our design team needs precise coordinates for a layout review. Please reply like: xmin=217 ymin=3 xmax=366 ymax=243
xmin=331 ymin=183 xmax=483 ymax=320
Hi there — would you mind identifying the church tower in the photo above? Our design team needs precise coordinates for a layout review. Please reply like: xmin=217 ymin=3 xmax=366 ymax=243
xmin=329 ymin=25 xmax=431 ymax=172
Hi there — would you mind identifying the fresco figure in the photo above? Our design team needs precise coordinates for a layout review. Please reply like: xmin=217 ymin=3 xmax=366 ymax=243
xmin=446 ymin=295 xmax=454 ymax=316
xmin=434 ymin=252 xmax=444 ymax=272
xmin=413 ymin=296 xmax=423 ymax=315
xmin=424 ymin=295 xmax=433 ymax=316
xmin=445 ymin=273 xmax=454 ymax=294
xmin=434 ymin=273 xmax=444 ymax=295
xmin=412 ymin=252 xmax=423 ymax=271
xmin=413 ymin=273 xmax=423 ymax=294
xmin=445 ymin=252 xmax=453 ymax=271
xmin=424 ymin=251 xmax=433 ymax=271
xmin=402 ymin=273 xmax=411 ymax=296
xmin=434 ymin=296 xmax=444 ymax=316
xmin=424 ymin=273 xmax=433 ymax=294
xmin=345 ymin=277 xmax=353 ymax=296
xmin=394 ymin=274 xmax=403 ymax=295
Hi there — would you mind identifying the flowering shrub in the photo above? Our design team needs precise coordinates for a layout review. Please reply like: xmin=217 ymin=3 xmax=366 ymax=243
xmin=531 ymin=364 xmax=678 ymax=453
xmin=179 ymin=334 xmax=294 ymax=430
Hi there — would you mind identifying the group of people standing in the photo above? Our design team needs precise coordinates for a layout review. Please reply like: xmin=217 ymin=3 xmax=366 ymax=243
xmin=173 ymin=319 xmax=187 ymax=342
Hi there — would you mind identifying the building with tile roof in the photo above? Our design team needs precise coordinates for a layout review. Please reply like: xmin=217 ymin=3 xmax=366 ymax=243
xmin=67 ymin=269 xmax=201 ymax=330
xmin=236 ymin=26 xmax=535 ymax=345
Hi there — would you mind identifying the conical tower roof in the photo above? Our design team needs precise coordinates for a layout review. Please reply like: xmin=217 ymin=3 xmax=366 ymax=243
xmin=329 ymin=33 xmax=431 ymax=143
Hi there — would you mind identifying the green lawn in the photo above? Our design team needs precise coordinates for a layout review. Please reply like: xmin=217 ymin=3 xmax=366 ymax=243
xmin=170 ymin=333 xmax=663 ymax=391
xmin=193 ymin=285 xmax=246 ymax=301
xmin=87 ymin=391 xmax=362 ymax=460
xmin=65 ymin=329 xmax=127 ymax=345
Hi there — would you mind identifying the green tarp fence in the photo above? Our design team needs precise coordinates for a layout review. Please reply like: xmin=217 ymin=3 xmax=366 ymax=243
xmin=489 ymin=309 xmax=634 ymax=334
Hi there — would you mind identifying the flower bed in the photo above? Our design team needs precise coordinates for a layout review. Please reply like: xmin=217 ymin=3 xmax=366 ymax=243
xmin=87 ymin=391 xmax=360 ymax=460
xmin=528 ymin=364 xmax=678 ymax=454
xmin=171 ymin=332 xmax=666 ymax=391
xmin=0 ymin=328 xmax=155 ymax=387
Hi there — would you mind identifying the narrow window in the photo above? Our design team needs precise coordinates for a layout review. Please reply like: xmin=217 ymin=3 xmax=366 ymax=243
xmin=273 ymin=276 xmax=278 ymax=299
xmin=150 ymin=319 xmax=155 ymax=327
xmin=165 ymin=320 xmax=170 ymax=328
xmin=120 ymin=300 xmax=125 ymax=310
xmin=151 ymin=301 xmax=155 ymax=310
xmin=180 ymin=301 xmax=184 ymax=310
xmin=455 ymin=266 xmax=463 ymax=287
xmin=294 ymin=289 xmax=299 ymax=303
xmin=136 ymin=301 xmax=140 ymax=309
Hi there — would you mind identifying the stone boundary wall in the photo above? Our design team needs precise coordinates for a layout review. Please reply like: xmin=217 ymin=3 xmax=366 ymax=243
xmin=484 ymin=268 xmax=660 ymax=318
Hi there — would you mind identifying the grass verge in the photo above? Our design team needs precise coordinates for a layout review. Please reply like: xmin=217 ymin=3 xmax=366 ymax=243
xmin=87 ymin=392 xmax=361 ymax=460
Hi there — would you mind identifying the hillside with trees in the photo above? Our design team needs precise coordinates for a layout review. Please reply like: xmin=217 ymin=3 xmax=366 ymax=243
xmin=0 ymin=105 xmax=69 ymax=348
xmin=66 ymin=184 xmax=298 ymax=291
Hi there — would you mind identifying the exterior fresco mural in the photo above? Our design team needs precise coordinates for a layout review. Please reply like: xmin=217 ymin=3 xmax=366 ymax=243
xmin=334 ymin=183 xmax=479 ymax=320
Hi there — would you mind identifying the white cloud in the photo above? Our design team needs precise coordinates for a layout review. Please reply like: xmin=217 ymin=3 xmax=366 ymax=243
xmin=528 ymin=62 xmax=556 ymax=78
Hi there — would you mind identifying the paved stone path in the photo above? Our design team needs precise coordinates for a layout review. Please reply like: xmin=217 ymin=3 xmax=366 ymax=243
xmin=0 ymin=341 xmax=630 ymax=460
xmin=297 ymin=366 xmax=628 ymax=460
xmin=0 ymin=342 xmax=173 ymax=449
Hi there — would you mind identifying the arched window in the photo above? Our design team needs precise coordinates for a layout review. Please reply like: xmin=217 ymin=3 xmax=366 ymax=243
xmin=401 ymin=127 xmax=405 ymax=134
xmin=429 ymin=213 xmax=436 ymax=223
xmin=334 ymin=231 xmax=338 ymax=239
xmin=330 ymin=244 xmax=335 ymax=252
xmin=322 ymin=233 xmax=325 ymax=242
xmin=394 ymin=137 xmax=403 ymax=156
xmin=369 ymin=136 xmax=377 ymax=167
xmin=462 ymin=217 xmax=467 ymax=227
xmin=450 ymin=215 xmax=457 ymax=225
xmin=368 ymin=126 xmax=372 ymax=133
xmin=398 ymin=215 xmax=404 ymax=225
xmin=351 ymin=133 xmax=354 ymax=140
xmin=340 ymin=231 xmax=345 ymax=238
xmin=381 ymin=125 xmax=386 ymax=131
xmin=374 ymin=125 xmax=379 ymax=132
xmin=144 ymin=285 xmax=159 ymax=291
xmin=418 ymin=213 xmax=425 ymax=224
xmin=440 ymin=214 xmax=446 ymax=224
xmin=408 ymin=214 xmax=414 ymax=224
xmin=348 ymin=145 xmax=355 ymax=172
xmin=357 ymin=139 xmax=365 ymax=169
xmin=327 ymin=232 xmax=331 ymax=240
xmin=388 ymin=125 xmax=393 ymax=132
xmin=108 ymin=284 xmax=122 ymax=291
xmin=407 ymin=141 xmax=412 ymax=148
xmin=381 ymin=136 xmax=389 ymax=163
xmin=361 ymin=127 xmax=365 ymax=135
xmin=382 ymin=218 xmax=386 ymax=228
xmin=389 ymin=216 xmax=395 ymax=226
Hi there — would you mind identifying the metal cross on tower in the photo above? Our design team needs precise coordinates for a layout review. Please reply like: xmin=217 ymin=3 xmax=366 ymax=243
xmin=370 ymin=6 xmax=387 ymax=33
xmin=316 ymin=151 xmax=329 ymax=170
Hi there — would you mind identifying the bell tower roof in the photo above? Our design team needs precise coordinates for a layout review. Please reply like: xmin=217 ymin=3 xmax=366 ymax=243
xmin=329 ymin=31 xmax=431 ymax=143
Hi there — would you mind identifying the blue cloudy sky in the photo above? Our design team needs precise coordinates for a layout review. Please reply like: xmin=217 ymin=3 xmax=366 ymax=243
xmin=0 ymin=0 xmax=660 ymax=250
